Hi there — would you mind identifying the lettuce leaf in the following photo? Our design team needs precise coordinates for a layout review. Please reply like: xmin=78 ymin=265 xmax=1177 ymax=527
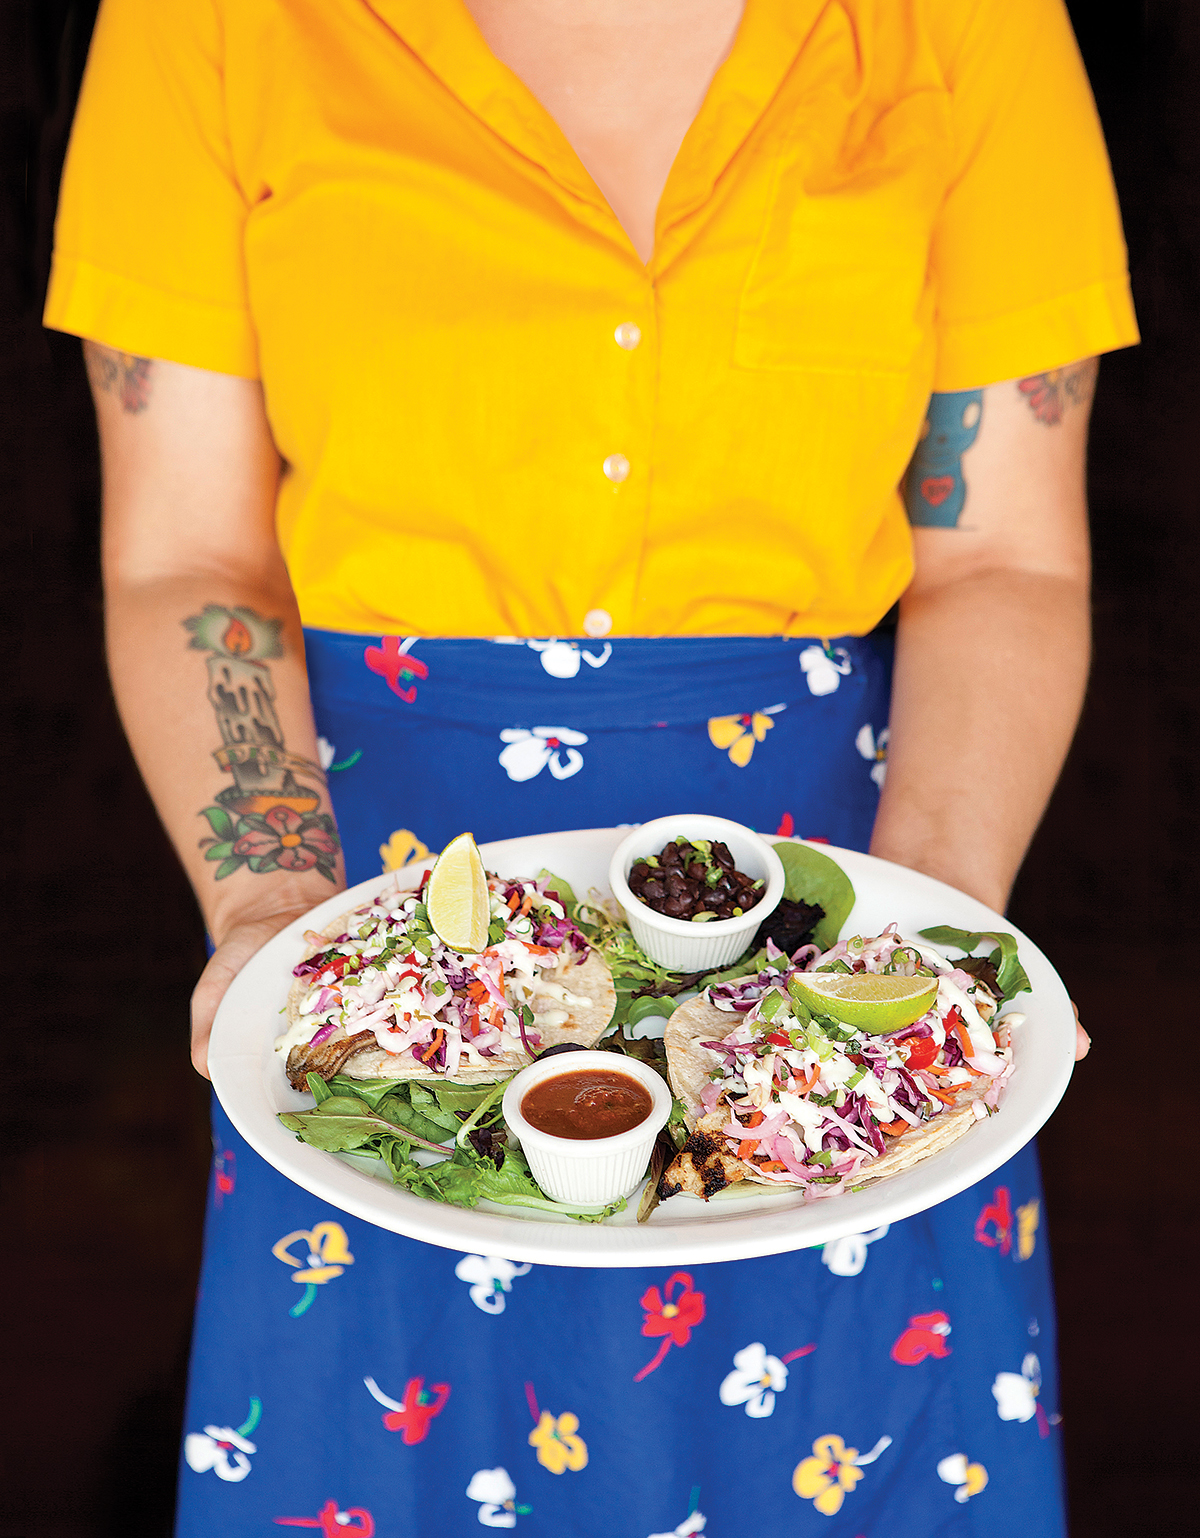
xmin=279 ymin=1075 xmax=629 ymax=1222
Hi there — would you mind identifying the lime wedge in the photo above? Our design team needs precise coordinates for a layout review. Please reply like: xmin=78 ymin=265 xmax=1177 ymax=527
xmin=426 ymin=832 xmax=489 ymax=953
xmin=788 ymin=970 xmax=939 ymax=1034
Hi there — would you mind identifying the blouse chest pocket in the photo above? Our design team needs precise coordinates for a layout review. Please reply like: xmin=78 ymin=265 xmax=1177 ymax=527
xmin=735 ymin=89 xmax=953 ymax=375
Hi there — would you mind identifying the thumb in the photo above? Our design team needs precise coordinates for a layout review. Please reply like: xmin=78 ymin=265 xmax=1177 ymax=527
xmin=191 ymin=911 xmax=307 ymax=1079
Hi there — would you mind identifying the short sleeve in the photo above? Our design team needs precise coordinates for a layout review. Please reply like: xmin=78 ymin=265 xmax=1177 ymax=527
xmin=929 ymin=0 xmax=1138 ymax=390
xmin=43 ymin=0 xmax=257 ymax=377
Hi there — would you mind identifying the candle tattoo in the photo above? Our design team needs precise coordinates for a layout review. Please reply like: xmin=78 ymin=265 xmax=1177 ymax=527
xmin=186 ymin=606 xmax=340 ymax=882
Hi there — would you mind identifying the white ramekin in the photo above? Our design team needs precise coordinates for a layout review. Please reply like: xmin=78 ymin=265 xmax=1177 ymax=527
xmin=608 ymin=813 xmax=785 ymax=971
xmin=502 ymin=1051 xmax=673 ymax=1206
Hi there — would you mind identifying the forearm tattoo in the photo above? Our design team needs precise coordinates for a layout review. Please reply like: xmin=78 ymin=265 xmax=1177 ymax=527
xmin=1017 ymin=357 xmax=1098 ymax=425
xmin=186 ymin=605 xmax=340 ymax=882
xmin=83 ymin=340 xmax=154 ymax=413
xmin=903 ymin=388 xmax=983 ymax=528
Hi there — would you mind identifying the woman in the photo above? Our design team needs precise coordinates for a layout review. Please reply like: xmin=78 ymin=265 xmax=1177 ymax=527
xmin=46 ymin=1 xmax=1134 ymax=1533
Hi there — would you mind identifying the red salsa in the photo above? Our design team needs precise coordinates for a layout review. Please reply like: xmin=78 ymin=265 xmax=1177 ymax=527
xmin=521 ymin=1069 xmax=653 ymax=1140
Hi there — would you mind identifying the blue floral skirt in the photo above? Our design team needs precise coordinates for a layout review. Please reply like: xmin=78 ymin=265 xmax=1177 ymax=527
xmin=178 ymin=633 xmax=1064 ymax=1538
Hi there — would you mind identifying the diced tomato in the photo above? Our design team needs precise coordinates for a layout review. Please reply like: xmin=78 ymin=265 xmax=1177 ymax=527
xmin=766 ymin=1031 xmax=790 ymax=1047
xmin=756 ymin=1160 xmax=787 ymax=1172
xmin=905 ymin=1036 xmax=939 ymax=1071
xmin=737 ymin=1139 xmax=756 ymax=1159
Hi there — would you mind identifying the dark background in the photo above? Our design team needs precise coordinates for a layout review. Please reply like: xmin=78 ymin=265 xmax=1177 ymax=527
xmin=2 ymin=2 xmax=1196 ymax=1534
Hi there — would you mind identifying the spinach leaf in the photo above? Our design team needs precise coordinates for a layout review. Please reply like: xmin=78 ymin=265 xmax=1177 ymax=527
xmin=772 ymin=841 xmax=855 ymax=950
xmin=917 ymin=925 xmax=1031 ymax=1002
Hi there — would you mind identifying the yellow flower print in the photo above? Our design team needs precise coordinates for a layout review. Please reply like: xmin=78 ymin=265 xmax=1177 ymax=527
xmin=793 ymin=1435 xmax=864 ymax=1515
xmin=1016 ymin=1198 xmax=1040 ymax=1260
xmin=528 ymin=1409 xmax=588 ymax=1474
xmin=708 ymin=705 xmax=785 ymax=767
xmin=379 ymin=828 xmax=431 ymax=873
xmin=273 ymin=1221 xmax=355 ymax=1317
xmin=793 ymin=1432 xmax=891 ymax=1515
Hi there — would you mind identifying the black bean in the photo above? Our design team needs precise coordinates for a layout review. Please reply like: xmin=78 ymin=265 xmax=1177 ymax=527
xmin=641 ymin=878 xmax=665 ymax=900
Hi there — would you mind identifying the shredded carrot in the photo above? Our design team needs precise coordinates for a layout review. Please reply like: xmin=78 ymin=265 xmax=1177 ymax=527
xmin=879 ymin=1118 xmax=910 ymax=1137
xmin=800 ymin=1064 xmax=819 ymax=1094
xmin=520 ymin=892 xmax=534 ymax=916
xmin=926 ymin=1063 xmax=951 ymax=1078
xmin=507 ymin=891 xmax=520 ymax=912
xmin=929 ymin=1085 xmax=960 ymax=1105
xmin=947 ymin=1009 xmax=973 ymax=1061
xmin=466 ymin=979 xmax=490 ymax=1002
xmin=757 ymin=1160 xmax=787 ymax=1172
xmin=420 ymin=1029 xmax=445 ymax=1063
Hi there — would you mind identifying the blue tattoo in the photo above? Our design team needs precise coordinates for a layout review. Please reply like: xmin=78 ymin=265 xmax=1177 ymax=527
xmin=904 ymin=389 xmax=983 ymax=528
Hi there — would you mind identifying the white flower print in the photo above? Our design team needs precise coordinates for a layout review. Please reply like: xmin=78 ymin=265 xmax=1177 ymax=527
xmin=799 ymin=644 xmax=852 ymax=696
xmin=498 ymin=726 xmax=587 ymax=782
xmin=937 ymin=1452 xmax=989 ymax=1503
xmin=648 ymin=1513 xmax=706 ymax=1538
xmin=856 ymin=723 xmax=889 ymax=787
xmin=317 ymin=735 xmax=336 ymax=770
xmin=821 ymin=1225 xmax=891 ymax=1277
xmin=183 ymin=1425 xmax=256 ymax=1482
xmin=992 ymin=1352 xmax=1042 ymax=1422
xmin=719 ymin=1342 xmax=789 ymax=1418
xmin=467 ymin=1467 xmax=529 ymax=1527
xmin=528 ymin=638 xmax=612 ymax=678
xmin=455 ymin=1254 xmax=532 ymax=1314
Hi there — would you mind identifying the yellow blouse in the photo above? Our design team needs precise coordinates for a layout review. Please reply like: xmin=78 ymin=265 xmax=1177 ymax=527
xmin=46 ymin=0 xmax=1137 ymax=640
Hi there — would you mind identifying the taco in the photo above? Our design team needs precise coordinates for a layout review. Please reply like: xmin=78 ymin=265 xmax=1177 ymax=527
xmin=277 ymin=871 xmax=616 ymax=1089
xmin=659 ymin=927 xmax=1014 ymax=1201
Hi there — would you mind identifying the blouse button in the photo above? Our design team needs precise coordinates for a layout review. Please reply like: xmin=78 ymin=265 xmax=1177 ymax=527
xmin=603 ymin=453 xmax=630 ymax=483
xmin=614 ymin=322 xmax=642 ymax=350
xmin=583 ymin=609 xmax=613 ymax=638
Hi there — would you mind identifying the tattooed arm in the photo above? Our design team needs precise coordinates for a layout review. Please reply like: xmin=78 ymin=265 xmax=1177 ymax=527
xmin=875 ymin=357 xmax=1096 ymax=1000
xmin=88 ymin=342 xmax=346 ymax=1075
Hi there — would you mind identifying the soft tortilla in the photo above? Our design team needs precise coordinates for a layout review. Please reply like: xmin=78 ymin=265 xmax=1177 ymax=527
xmin=284 ymin=900 xmax=616 ymax=1089
xmin=661 ymin=993 xmax=990 ymax=1199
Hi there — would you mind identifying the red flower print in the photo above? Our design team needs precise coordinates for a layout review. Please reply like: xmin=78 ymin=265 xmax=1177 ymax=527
xmin=891 ymin=1311 xmax=952 ymax=1365
xmin=975 ymin=1186 xmax=1013 ymax=1255
xmin=363 ymin=1375 xmax=449 ymax=1445
xmin=214 ymin=1146 xmax=235 ymax=1207
xmin=274 ymin=1500 xmax=374 ymax=1535
xmin=635 ymin=1271 xmax=707 ymax=1380
xmin=776 ymin=813 xmax=795 ymax=837
xmin=364 ymin=636 xmax=429 ymax=702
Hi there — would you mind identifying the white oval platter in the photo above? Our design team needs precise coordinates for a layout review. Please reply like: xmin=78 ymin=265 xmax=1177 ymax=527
xmin=209 ymin=828 xmax=1075 ymax=1268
